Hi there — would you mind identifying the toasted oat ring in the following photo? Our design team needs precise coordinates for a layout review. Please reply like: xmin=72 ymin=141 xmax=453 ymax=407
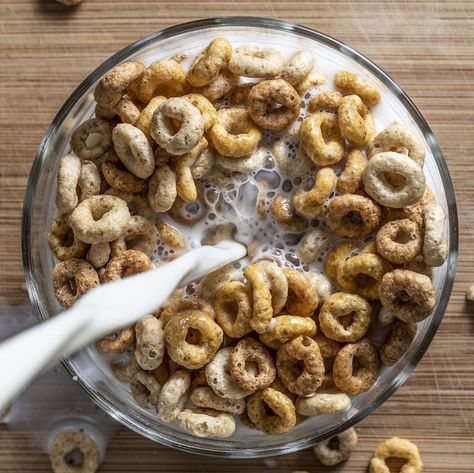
xmin=198 ymin=264 xmax=241 ymax=301
xmin=333 ymin=339 xmax=380 ymax=394
xmin=156 ymin=370 xmax=191 ymax=423
xmin=269 ymin=194 xmax=308 ymax=233
xmin=313 ymin=427 xmax=358 ymax=466
xmin=272 ymin=134 xmax=313 ymax=177
xmin=337 ymin=149 xmax=368 ymax=194
xmin=130 ymin=369 xmax=162 ymax=409
xmin=230 ymin=338 xmax=276 ymax=391
xmin=283 ymin=268 xmax=319 ymax=317
xmin=48 ymin=216 xmax=89 ymax=261
xmin=319 ymin=292 xmax=372 ymax=342
xmin=154 ymin=219 xmax=186 ymax=249
xmin=78 ymin=160 xmax=101 ymax=202
xmin=247 ymin=79 xmax=300 ymax=132
xmin=164 ymin=310 xmax=223 ymax=369
xmin=314 ymin=333 xmax=341 ymax=388
xmin=104 ymin=188 xmax=153 ymax=219
xmin=380 ymin=320 xmax=417 ymax=366
xmin=110 ymin=215 xmax=158 ymax=257
xmin=246 ymin=387 xmax=296 ymax=435
xmin=135 ymin=315 xmax=165 ymax=370
xmin=190 ymin=387 xmax=245 ymax=415
xmin=338 ymin=94 xmax=376 ymax=147
xmin=87 ymin=242 xmax=111 ymax=269
xmin=96 ymin=326 xmax=135 ymax=356
xmin=364 ymin=152 xmax=426 ymax=208
xmin=259 ymin=315 xmax=317 ymax=350
xmin=370 ymin=437 xmax=423 ymax=473
xmin=218 ymin=146 xmax=265 ymax=173
xmin=135 ymin=96 xmax=167 ymax=143
xmin=296 ymin=392 xmax=351 ymax=416
xmin=307 ymin=271 xmax=333 ymax=304
xmin=379 ymin=269 xmax=436 ymax=322
xmin=324 ymin=242 xmax=358 ymax=282
xmin=56 ymin=154 xmax=81 ymax=212
xmin=103 ymin=249 xmax=152 ymax=282
xmin=101 ymin=150 xmax=146 ymax=193
xmin=422 ymin=203 xmax=448 ymax=267
xmin=209 ymin=108 xmax=262 ymax=158
xmin=230 ymin=82 xmax=256 ymax=105
xmin=69 ymin=195 xmax=130 ymax=244
xmin=160 ymin=296 xmax=214 ymax=327
xmin=70 ymin=118 xmax=112 ymax=160
xmin=182 ymin=93 xmax=217 ymax=131
xmin=176 ymin=408 xmax=236 ymax=438
xmin=147 ymin=165 xmax=177 ymax=213
xmin=52 ymin=258 xmax=99 ymax=308
xmin=280 ymin=51 xmax=314 ymax=86
xmin=308 ymin=91 xmax=343 ymax=112
xmin=299 ymin=112 xmax=344 ymax=166
xmin=376 ymin=218 xmax=422 ymax=264
xmin=325 ymin=194 xmax=381 ymax=238
xmin=228 ymin=45 xmax=284 ymax=78
xmin=276 ymin=335 xmax=325 ymax=396
xmin=295 ymin=71 xmax=328 ymax=96
xmin=196 ymin=69 xmax=239 ymax=102
xmin=337 ymin=253 xmax=392 ymax=300
xmin=298 ymin=228 xmax=330 ymax=264
xmin=113 ymin=94 xmax=142 ymax=125
xmin=334 ymin=70 xmax=381 ymax=105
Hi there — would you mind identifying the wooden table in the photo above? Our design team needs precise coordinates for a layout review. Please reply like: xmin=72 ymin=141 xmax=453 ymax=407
xmin=1 ymin=1 xmax=473 ymax=471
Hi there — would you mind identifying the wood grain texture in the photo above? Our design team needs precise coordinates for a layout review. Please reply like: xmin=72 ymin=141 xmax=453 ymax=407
xmin=0 ymin=0 xmax=473 ymax=471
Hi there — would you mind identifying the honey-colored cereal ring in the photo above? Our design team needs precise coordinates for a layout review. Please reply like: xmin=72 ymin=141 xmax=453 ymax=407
xmin=176 ymin=408 xmax=236 ymax=438
xmin=56 ymin=154 xmax=81 ymax=212
xmin=380 ymin=320 xmax=417 ymax=366
xmin=269 ymin=194 xmax=308 ymax=233
xmin=182 ymin=93 xmax=217 ymax=131
xmin=228 ymin=46 xmax=284 ymax=78
xmin=319 ymin=292 xmax=372 ymax=342
xmin=70 ymin=118 xmax=112 ymax=160
xmin=422 ymin=203 xmax=448 ymax=266
xmin=111 ymin=215 xmax=158 ymax=257
xmin=135 ymin=314 xmax=165 ymax=370
xmin=325 ymin=194 xmax=381 ymax=238
xmin=135 ymin=96 xmax=167 ymax=143
xmin=338 ymin=94 xmax=376 ymax=147
xmin=379 ymin=269 xmax=436 ymax=322
xmin=334 ymin=70 xmax=381 ymax=105
xmin=308 ymin=91 xmax=343 ymax=112
xmin=156 ymin=370 xmax=190 ymax=422
xmin=195 ymin=69 xmax=239 ymax=102
xmin=230 ymin=82 xmax=256 ymax=105
xmin=333 ymin=339 xmax=380 ymax=394
xmin=313 ymin=427 xmax=358 ymax=466
xmin=294 ymin=72 xmax=327 ymax=96
xmin=259 ymin=315 xmax=317 ymax=350
xmin=147 ymin=165 xmax=177 ymax=213
xmin=313 ymin=333 xmax=341 ymax=389
xmin=191 ymin=387 xmax=245 ymax=415
xmin=154 ymin=219 xmax=187 ymax=249
xmin=296 ymin=392 xmax=351 ymax=416
xmin=336 ymin=149 xmax=367 ymax=194
xmin=104 ymin=188 xmax=153 ymax=218
xmin=280 ymin=51 xmax=314 ymax=86
xmin=48 ymin=216 xmax=89 ymax=261
xmin=52 ymin=258 xmax=99 ymax=308
xmin=103 ymin=249 xmax=152 ymax=282
xmin=299 ymin=112 xmax=345 ymax=166
xmin=370 ymin=437 xmax=423 ymax=473
xmin=160 ymin=296 xmax=214 ymax=327
xmin=78 ymin=160 xmax=101 ymax=201
xmin=96 ymin=326 xmax=135 ymax=355
xmin=112 ymin=94 xmax=142 ymax=125
xmin=324 ymin=242 xmax=358 ymax=282
xmin=198 ymin=264 xmax=241 ymax=302
xmin=307 ymin=271 xmax=333 ymax=304
xmin=283 ymin=268 xmax=319 ymax=317
xmin=298 ymin=228 xmax=330 ymax=264
xmin=101 ymin=150 xmax=146 ymax=193
xmin=209 ymin=108 xmax=262 ymax=158
xmin=130 ymin=369 xmax=162 ymax=408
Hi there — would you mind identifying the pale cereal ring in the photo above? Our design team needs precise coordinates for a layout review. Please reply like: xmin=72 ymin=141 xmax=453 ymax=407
xmin=86 ymin=242 xmax=110 ymax=269
xmin=111 ymin=215 xmax=158 ymax=257
xmin=325 ymin=194 xmax=381 ymax=238
xmin=198 ymin=264 xmax=241 ymax=302
xmin=259 ymin=315 xmax=317 ymax=350
xmin=187 ymin=38 xmax=232 ymax=87
xmin=103 ymin=249 xmax=152 ymax=282
xmin=276 ymin=335 xmax=324 ymax=396
xmin=269 ymin=194 xmax=308 ymax=233
xmin=69 ymin=195 xmax=130 ymax=244
xmin=160 ymin=296 xmax=214 ymax=327
xmin=247 ymin=79 xmax=300 ymax=132
xmin=228 ymin=45 xmax=284 ymax=78
xmin=130 ymin=369 xmax=161 ymax=409
xmin=313 ymin=427 xmax=358 ymax=466
xmin=156 ymin=370 xmax=190 ymax=422
xmin=78 ymin=160 xmax=101 ymax=202
xmin=380 ymin=320 xmax=417 ymax=366
xmin=298 ymin=228 xmax=330 ymax=264
xmin=96 ymin=326 xmax=135 ymax=356
xmin=52 ymin=258 xmax=99 ymax=308
xmin=191 ymin=387 xmax=245 ymax=415
xmin=272 ymin=134 xmax=313 ymax=177
xmin=307 ymin=271 xmax=333 ymax=304
xmin=319 ymin=292 xmax=372 ymax=342
xmin=209 ymin=108 xmax=262 ymax=158
xmin=334 ymin=70 xmax=381 ymax=105
xmin=296 ymin=392 xmax=351 ymax=416
xmin=377 ymin=306 xmax=395 ymax=327
xmin=336 ymin=148 xmax=367 ymax=194
xmin=299 ymin=112 xmax=344 ymax=166
xmin=182 ymin=93 xmax=217 ymax=131
xmin=333 ymin=339 xmax=380 ymax=394
xmin=283 ymin=268 xmax=319 ymax=317
xmin=294 ymin=72 xmax=327 ymax=96
xmin=154 ymin=219 xmax=186 ymax=249
xmin=148 ymin=165 xmax=177 ymax=213
xmin=56 ymin=154 xmax=81 ymax=213
xmin=308 ymin=91 xmax=343 ymax=112
xmin=191 ymin=146 xmax=215 ymax=179
xmin=135 ymin=314 xmax=165 ymax=370
xmin=176 ymin=408 xmax=236 ymax=438
xmin=48 ymin=216 xmax=88 ymax=261
xmin=104 ymin=188 xmax=153 ymax=218
xmin=314 ymin=333 xmax=341 ymax=389
xmin=324 ymin=242 xmax=358 ymax=282
xmin=246 ymin=387 xmax=296 ymax=435
xmin=70 ymin=118 xmax=112 ymax=160
xmin=370 ymin=437 xmax=423 ymax=473
xmin=195 ymin=69 xmax=239 ymax=102
xmin=338 ymin=94 xmax=376 ymax=147
xmin=379 ymin=269 xmax=436 ymax=322
xmin=135 ymin=96 xmax=167 ymax=143
xmin=422 ymin=203 xmax=448 ymax=267
xmin=218 ymin=147 xmax=265 ymax=173
xmin=230 ymin=82 xmax=256 ymax=105
xmin=280 ymin=51 xmax=314 ymax=86
xmin=101 ymin=150 xmax=146 ymax=193
xmin=364 ymin=152 xmax=426 ymax=208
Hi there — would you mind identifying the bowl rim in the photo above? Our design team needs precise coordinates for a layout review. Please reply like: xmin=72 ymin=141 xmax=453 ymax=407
xmin=21 ymin=16 xmax=458 ymax=458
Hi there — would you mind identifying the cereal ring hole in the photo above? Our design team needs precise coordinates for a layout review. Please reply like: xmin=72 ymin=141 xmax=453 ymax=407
xmin=386 ymin=457 xmax=407 ymax=472
xmin=64 ymin=448 xmax=84 ymax=467
xmin=85 ymin=132 xmax=103 ymax=149
xmin=381 ymin=170 xmax=407 ymax=189
xmin=344 ymin=210 xmax=364 ymax=226
xmin=185 ymin=327 xmax=202 ymax=345
xmin=327 ymin=436 xmax=340 ymax=451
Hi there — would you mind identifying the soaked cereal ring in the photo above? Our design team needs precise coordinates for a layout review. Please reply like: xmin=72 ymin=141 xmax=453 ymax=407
xmin=319 ymin=292 xmax=372 ymax=342
xmin=308 ymin=91 xmax=343 ymax=112
xmin=176 ymin=408 xmax=236 ymax=438
xmin=276 ymin=335 xmax=324 ymax=396
xmin=246 ymin=387 xmax=296 ymax=435
xmin=247 ymin=79 xmax=300 ymax=131
xmin=209 ymin=108 xmax=262 ymax=158
xmin=364 ymin=152 xmax=426 ymax=208
xmin=324 ymin=242 xmax=358 ymax=282
xmin=182 ymin=93 xmax=217 ymax=131
xmin=269 ymin=194 xmax=308 ymax=233
xmin=283 ymin=268 xmax=319 ymax=317
xmin=272 ymin=134 xmax=313 ymax=177
xmin=56 ymin=155 xmax=81 ymax=213
xmin=70 ymin=118 xmax=112 ymax=160
xmin=298 ymin=228 xmax=330 ymax=264
xmin=148 ymin=165 xmax=177 ymax=213
xmin=379 ymin=269 xmax=436 ymax=322
xmin=325 ymin=194 xmax=381 ymax=238
xmin=135 ymin=315 xmax=165 ymax=370
xmin=111 ymin=356 xmax=141 ymax=383
xmin=313 ymin=427 xmax=358 ymax=466
xmin=156 ymin=370 xmax=190 ymax=422
xmin=165 ymin=310 xmax=223 ymax=369
xmin=103 ymin=249 xmax=152 ymax=282
xmin=218 ymin=146 xmax=265 ymax=173
xmin=86 ymin=242 xmax=110 ymax=269
xmin=230 ymin=82 xmax=256 ymax=105
xmin=336 ymin=149 xmax=367 ymax=194
xmin=195 ymin=69 xmax=239 ymax=102
xmin=380 ymin=320 xmax=417 ymax=366
xmin=333 ymin=339 xmax=380 ymax=394
xmin=334 ymin=70 xmax=380 ymax=105
xmin=96 ymin=326 xmax=135 ymax=355
xmin=244 ymin=260 xmax=289 ymax=333
xmin=307 ymin=271 xmax=333 ymax=304
xmin=228 ymin=45 xmax=284 ymax=78
xmin=104 ymin=188 xmax=153 ymax=218
xmin=370 ymin=437 xmax=423 ymax=473
xmin=160 ymin=297 xmax=214 ymax=327
xmin=191 ymin=387 xmax=245 ymax=415
xmin=101 ymin=150 xmax=146 ymax=193
xmin=338 ymin=94 xmax=376 ymax=147
xmin=198 ymin=264 xmax=241 ymax=302
xmin=48 ymin=216 xmax=88 ymax=261
xmin=293 ymin=167 xmax=336 ymax=218
xmin=296 ymin=392 xmax=351 ymax=416
xmin=111 ymin=215 xmax=158 ymax=257
xmin=280 ymin=51 xmax=314 ymax=86
xmin=294 ymin=72 xmax=327 ymax=96
xmin=422 ymin=203 xmax=448 ymax=266
xmin=154 ymin=219 xmax=186 ymax=249
xmin=52 ymin=258 xmax=99 ymax=308
xmin=259 ymin=315 xmax=316 ymax=350
xmin=130 ymin=369 xmax=161 ymax=408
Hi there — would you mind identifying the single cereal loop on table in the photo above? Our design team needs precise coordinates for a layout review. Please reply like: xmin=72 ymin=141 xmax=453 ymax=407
xmin=209 ymin=107 xmax=262 ymax=158
xmin=364 ymin=152 xmax=426 ymax=208
xmin=295 ymin=71 xmax=327 ymax=96
xmin=299 ymin=112 xmax=345 ymax=166
xmin=104 ymin=188 xmax=153 ymax=218
xmin=320 ymin=292 xmax=372 ymax=342
xmin=135 ymin=315 xmax=165 ymax=370
xmin=338 ymin=94 xmax=376 ymax=147
xmin=247 ymin=79 xmax=301 ymax=132
xmin=148 ymin=165 xmax=177 ymax=213
xmin=370 ymin=437 xmax=423 ymax=473
xmin=280 ymin=51 xmax=314 ymax=86
xmin=156 ymin=369 xmax=190 ymax=422
xmin=78 ymin=160 xmax=101 ymax=201
xmin=87 ymin=242 xmax=110 ymax=269
xmin=307 ymin=271 xmax=333 ymax=304
xmin=56 ymin=154 xmax=81 ymax=213
xmin=52 ymin=258 xmax=99 ymax=308
xmin=130 ymin=369 xmax=162 ymax=409
xmin=176 ymin=408 xmax=236 ymax=438
xmin=308 ymin=91 xmax=343 ymax=112
xmin=246 ymin=387 xmax=296 ymax=435
xmin=283 ymin=268 xmax=319 ymax=317
xmin=334 ymin=70 xmax=381 ymax=105
xmin=228 ymin=45 xmax=284 ymax=78
xmin=313 ymin=427 xmax=358 ymax=466
xmin=293 ymin=167 xmax=336 ymax=218
xmin=218 ymin=146 xmax=265 ymax=174
xmin=230 ymin=337 xmax=276 ymax=391
xmin=244 ymin=260 xmax=289 ymax=333
xmin=259 ymin=315 xmax=317 ymax=350
xmin=195 ymin=69 xmax=239 ymax=102
xmin=154 ymin=219 xmax=186 ymax=249
xmin=164 ymin=310 xmax=223 ymax=369
xmin=324 ymin=242 xmax=358 ymax=281
xmin=160 ymin=296 xmax=214 ymax=327
xmin=380 ymin=320 xmax=417 ymax=366
xmin=337 ymin=253 xmax=393 ymax=300
xmin=191 ymin=387 xmax=246 ymax=415
xmin=276 ymin=335 xmax=324 ymax=396
xmin=49 ymin=431 xmax=100 ymax=473
xmin=70 ymin=118 xmax=112 ymax=161
xmin=187 ymin=38 xmax=232 ymax=87
xmin=379 ymin=269 xmax=436 ymax=322
xmin=337 ymin=149 xmax=368 ymax=194
xmin=269 ymin=194 xmax=308 ymax=233
xmin=103 ymin=249 xmax=152 ymax=282
xmin=230 ymin=82 xmax=258 ymax=105
xmin=110 ymin=215 xmax=158 ymax=257
xmin=101 ymin=150 xmax=146 ymax=193
xmin=296 ymin=392 xmax=351 ymax=416
xmin=333 ymin=339 xmax=380 ymax=394
xmin=135 ymin=95 xmax=167 ymax=143
xmin=182 ymin=93 xmax=217 ymax=131
xmin=48 ymin=216 xmax=88 ymax=261
xmin=313 ymin=333 xmax=341 ymax=388
xmin=423 ymin=203 xmax=448 ymax=267
xmin=325 ymin=194 xmax=382 ymax=238
xmin=96 ymin=326 xmax=135 ymax=356
xmin=298 ymin=228 xmax=330 ymax=264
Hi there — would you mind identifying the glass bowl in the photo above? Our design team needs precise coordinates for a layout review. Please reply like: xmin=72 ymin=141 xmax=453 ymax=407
xmin=22 ymin=17 xmax=458 ymax=458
